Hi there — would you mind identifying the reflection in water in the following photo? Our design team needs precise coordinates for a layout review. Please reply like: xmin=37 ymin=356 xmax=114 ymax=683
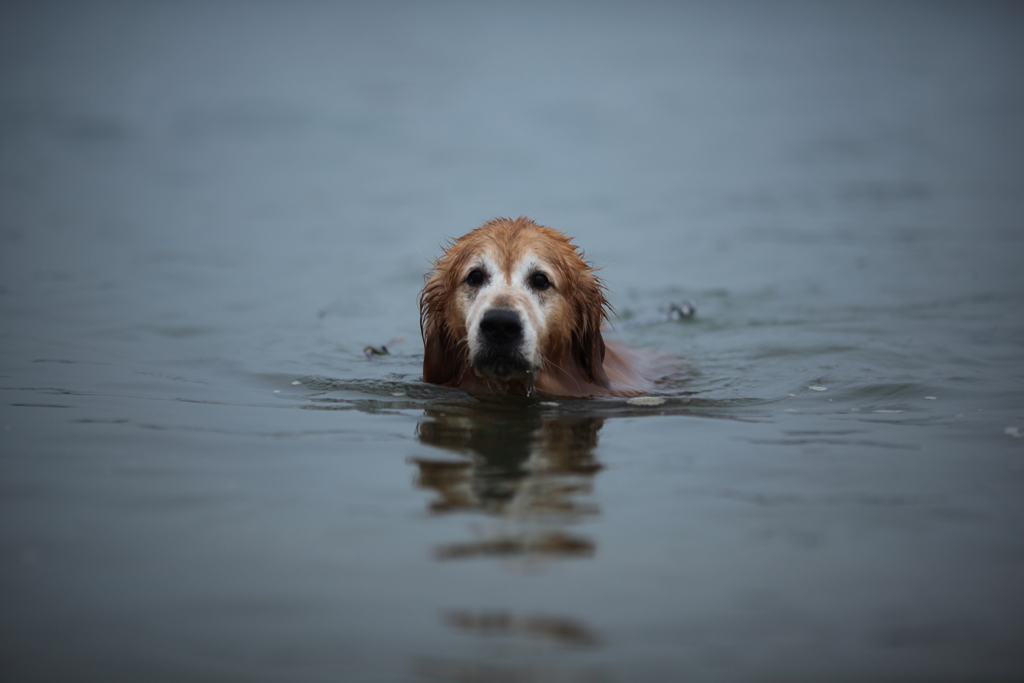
xmin=415 ymin=613 xmax=608 ymax=683
xmin=444 ymin=610 xmax=602 ymax=648
xmin=434 ymin=530 xmax=594 ymax=561
xmin=416 ymin=609 xmax=607 ymax=683
xmin=414 ymin=657 xmax=613 ymax=683
xmin=412 ymin=401 xmax=610 ymax=676
xmin=412 ymin=401 xmax=605 ymax=563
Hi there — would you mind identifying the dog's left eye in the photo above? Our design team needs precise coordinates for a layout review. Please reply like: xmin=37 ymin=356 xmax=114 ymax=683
xmin=529 ymin=272 xmax=552 ymax=291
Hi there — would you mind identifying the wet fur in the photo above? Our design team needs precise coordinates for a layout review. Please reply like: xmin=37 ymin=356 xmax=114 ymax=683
xmin=420 ymin=217 xmax=651 ymax=397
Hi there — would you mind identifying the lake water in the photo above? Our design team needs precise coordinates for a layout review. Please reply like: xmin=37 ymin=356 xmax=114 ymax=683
xmin=2 ymin=2 xmax=1023 ymax=681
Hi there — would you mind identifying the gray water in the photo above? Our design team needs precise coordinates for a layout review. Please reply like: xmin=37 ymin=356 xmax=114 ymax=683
xmin=2 ymin=2 xmax=1023 ymax=681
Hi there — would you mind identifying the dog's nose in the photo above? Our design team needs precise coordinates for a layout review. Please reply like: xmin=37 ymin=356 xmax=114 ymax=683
xmin=479 ymin=309 xmax=523 ymax=345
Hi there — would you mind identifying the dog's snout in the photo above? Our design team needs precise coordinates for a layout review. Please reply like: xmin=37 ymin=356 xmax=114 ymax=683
xmin=479 ymin=309 xmax=523 ymax=345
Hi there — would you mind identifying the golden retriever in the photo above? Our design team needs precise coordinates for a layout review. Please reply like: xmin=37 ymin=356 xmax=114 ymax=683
xmin=419 ymin=217 xmax=652 ymax=397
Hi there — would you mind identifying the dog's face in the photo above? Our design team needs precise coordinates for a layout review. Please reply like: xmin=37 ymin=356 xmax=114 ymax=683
xmin=420 ymin=218 xmax=610 ymax=394
xmin=459 ymin=245 xmax=562 ymax=379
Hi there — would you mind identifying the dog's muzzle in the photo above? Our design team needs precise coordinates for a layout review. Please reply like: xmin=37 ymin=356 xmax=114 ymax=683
xmin=472 ymin=308 xmax=532 ymax=379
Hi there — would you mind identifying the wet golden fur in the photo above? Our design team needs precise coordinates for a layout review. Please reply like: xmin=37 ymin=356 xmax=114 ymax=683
xmin=420 ymin=217 xmax=651 ymax=397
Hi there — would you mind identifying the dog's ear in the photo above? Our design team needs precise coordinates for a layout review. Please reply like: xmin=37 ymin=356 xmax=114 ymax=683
xmin=419 ymin=270 xmax=463 ymax=386
xmin=575 ymin=326 xmax=609 ymax=387
xmin=422 ymin=326 xmax=463 ymax=385
xmin=572 ymin=271 xmax=610 ymax=387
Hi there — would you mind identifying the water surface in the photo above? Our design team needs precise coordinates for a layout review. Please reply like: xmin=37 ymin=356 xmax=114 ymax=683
xmin=2 ymin=2 xmax=1023 ymax=681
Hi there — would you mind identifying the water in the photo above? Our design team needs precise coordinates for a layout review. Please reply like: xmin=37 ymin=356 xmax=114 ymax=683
xmin=2 ymin=1 xmax=1023 ymax=680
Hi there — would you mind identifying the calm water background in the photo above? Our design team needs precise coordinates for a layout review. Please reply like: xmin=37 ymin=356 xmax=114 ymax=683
xmin=2 ymin=1 xmax=1023 ymax=681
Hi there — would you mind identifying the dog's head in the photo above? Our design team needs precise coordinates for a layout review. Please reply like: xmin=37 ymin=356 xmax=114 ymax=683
xmin=420 ymin=217 xmax=610 ymax=394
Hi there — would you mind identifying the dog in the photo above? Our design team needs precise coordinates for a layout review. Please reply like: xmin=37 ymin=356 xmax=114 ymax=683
xmin=419 ymin=217 xmax=652 ymax=397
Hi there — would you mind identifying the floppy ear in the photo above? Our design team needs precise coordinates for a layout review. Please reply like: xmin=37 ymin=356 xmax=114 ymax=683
xmin=422 ymin=326 xmax=463 ymax=385
xmin=575 ymin=326 xmax=609 ymax=387
xmin=571 ymin=271 xmax=610 ymax=388
xmin=419 ymin=270 xmax=464 ymax=386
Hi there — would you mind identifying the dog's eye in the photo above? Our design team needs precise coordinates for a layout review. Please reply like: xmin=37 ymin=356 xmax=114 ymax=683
xmin=530 ymin=272 xmax=552 ymax=291
xmin=466 ymin=269 xmax=485 ymax=286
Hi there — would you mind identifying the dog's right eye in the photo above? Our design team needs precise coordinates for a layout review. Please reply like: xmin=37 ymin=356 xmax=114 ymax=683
xmin=466 ymin=269 xmax=485 ymax=286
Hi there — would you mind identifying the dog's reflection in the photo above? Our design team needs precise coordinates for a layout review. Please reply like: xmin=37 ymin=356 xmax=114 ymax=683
xmin=412 ymin=403 xmax=604 ymax=562
xmin=412 ymin=611 xmax=607 ymax=683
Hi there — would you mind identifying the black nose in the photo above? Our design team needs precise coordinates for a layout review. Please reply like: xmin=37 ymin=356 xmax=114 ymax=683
xmin=479 ymin=309 xmax=523 ymax=345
